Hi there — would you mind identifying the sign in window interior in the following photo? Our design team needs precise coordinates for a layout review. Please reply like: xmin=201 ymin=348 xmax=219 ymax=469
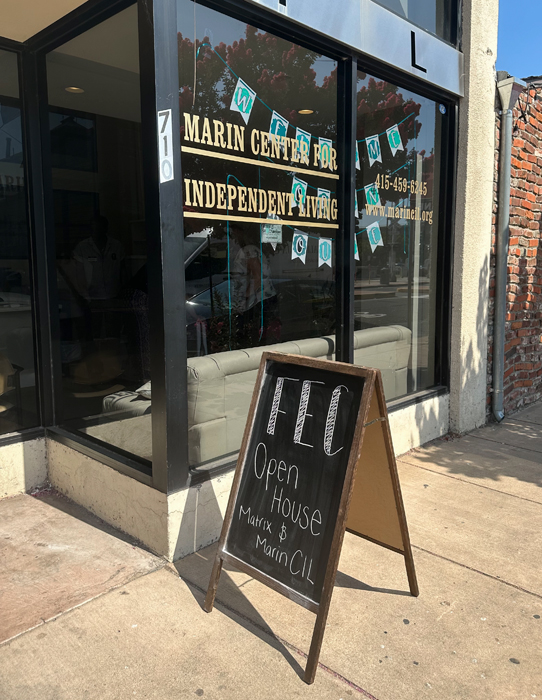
xmin=354 ymin=71 xmax=443 ymax=399
xmin=178 ymin=0 xmax=339 ymax=468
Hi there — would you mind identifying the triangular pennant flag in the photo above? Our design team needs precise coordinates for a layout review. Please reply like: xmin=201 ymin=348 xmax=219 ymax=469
xmin=291 ymin=175 xmax=308 ymax=209
xmin=354 ymin=238 xmax=360 ymax=261
xmin=292 ymin=230 xmax=308 ymax=263
xmin=270 ymin=111 xmax=289 ymax=139
xmin=317 ymin=188 xmax=331 ymax=220
xmin=355 ymin=192 xmax=359 ymax=218
xmin=318 ymin=137 xmax=332 ymax=170
xmin=356 ymin=142 xmax=361 ymax=170
xmin=318 ymin=238 xmax=333 ymax=268
xmin=296 ymin=127 xmax=311 ymax=165
xmin=230 ymin=78 xmax=256 ymax=125
xmin=366 ymin=134 xmax=382 ymax=167
xmin=364 ymin=182 xmax=381 ymax=207
xmin=386 ymin=124 xmax=404 ymax=156
xmin=366 ymin=222 xmax=384 ymax=253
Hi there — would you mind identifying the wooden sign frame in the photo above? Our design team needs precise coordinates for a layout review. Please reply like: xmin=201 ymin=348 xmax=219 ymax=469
xmin=204 ymin=352 xmax=417 ymax=684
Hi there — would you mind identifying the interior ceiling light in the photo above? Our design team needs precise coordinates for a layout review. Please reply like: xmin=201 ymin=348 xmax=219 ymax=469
xmin=65 ymin=86 xmax=84 ymax=94
xmin=298 ymin=109 xmax=314 ymax=115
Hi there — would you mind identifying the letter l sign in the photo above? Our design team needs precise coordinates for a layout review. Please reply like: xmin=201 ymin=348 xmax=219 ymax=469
xmin=411 ymin=31 xmax=427 ymax=73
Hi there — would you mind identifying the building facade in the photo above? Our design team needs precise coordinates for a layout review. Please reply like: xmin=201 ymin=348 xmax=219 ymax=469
xmin=0 ymin=0 xmax=499 ymax=559
xmin=488 ymin=77 xmax=542 ymax=416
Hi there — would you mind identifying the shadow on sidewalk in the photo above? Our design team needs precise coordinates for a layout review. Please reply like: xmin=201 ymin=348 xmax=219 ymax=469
xmin=401 ymin=421 xmax=542 ymax=491
xmin=30 ymin=487 xmax=158 ymax=554
xmin=173 ymin=557 xmax=306 ymax=679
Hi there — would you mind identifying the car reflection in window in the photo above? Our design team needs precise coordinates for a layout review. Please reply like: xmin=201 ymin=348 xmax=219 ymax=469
xmin=186 ymin=277 xmax=335 ymax=357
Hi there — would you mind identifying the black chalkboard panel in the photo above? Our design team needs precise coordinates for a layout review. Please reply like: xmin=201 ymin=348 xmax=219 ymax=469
xmin=224 ymin=358 xmax=365 ymax=605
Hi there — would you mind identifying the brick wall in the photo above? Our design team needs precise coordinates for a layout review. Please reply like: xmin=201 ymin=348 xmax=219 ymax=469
xmin=487 ymin=86 xmax=542 ymax=418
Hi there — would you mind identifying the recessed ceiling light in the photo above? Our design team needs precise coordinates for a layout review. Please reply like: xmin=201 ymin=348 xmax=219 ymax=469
xmin=298 ymin=109 xmax=314 ymax=115
xmin=65 ymin=86 xmax=84 ymax=94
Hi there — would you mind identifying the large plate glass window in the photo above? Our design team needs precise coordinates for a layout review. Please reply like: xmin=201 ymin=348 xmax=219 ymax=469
xmin=354 ymin=71 xmax=443 ymax=399
xmin=45 ymin=5 xmax=152 ymax=465
xmin=178 ymin=0 xmax=339 ymax=469
xmin=372 ymin=0 xmax=456 ymax=43
xmin=0 ymin=50 xmax=39 ymax=436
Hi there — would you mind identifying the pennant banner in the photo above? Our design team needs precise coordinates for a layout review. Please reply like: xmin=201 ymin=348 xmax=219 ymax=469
xmin=318 ymin=137 xmax=332 ymax=170
xmin=296 ymin=127 xmax=311 ymax=164
xmin=317 ymin=188 xmax=331 ymax=220
xmin=292 ymin=231 xmax=308 ymax=264
xmin=366 ymin=134 xmax=382 ymax=167
xmin=355 ymin=192 xmax=359 ymax=218
xmin=318 ymin=238 xmax=333 ymax=268
xmin=354 ymin=238 xmax=360 ymax=261
xmin=366 ymin=222 xmax=384 ymax=253
xmin=364 ymin=182 xmax=381 ymax=207
xmin=230 ymin=78 xmax=256 ymax=125
xmin=386 ymin=124 xmax=404 ymax=156
xmin=269 ymin=110 xmax=289 ymax=139
xmin=291 ymin=175 xmax=308 ymax=209
xmin=355 ymin=142 xmax=360 ymax=170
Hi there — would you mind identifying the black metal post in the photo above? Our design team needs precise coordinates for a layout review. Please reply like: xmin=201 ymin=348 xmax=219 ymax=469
xmin=335 ymin=57 xmax=357 ymax=364
xmin=139 ymin=0 xmax=189 ymax=493
xmin=20 ymin=49 xmax=63 ymax=427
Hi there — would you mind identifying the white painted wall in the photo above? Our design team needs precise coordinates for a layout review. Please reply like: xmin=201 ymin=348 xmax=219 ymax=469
xmin=48 ymin=440 xmax=169 ymax=557
xmin=0 ymin=438 xmax=47 ymax=498
xmin=388 ymin=394 xmax=450 ymax=456
xmin=449 ymin=0 xmax=499 ymax=434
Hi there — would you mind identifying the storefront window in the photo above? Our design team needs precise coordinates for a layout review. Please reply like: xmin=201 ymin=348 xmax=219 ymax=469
xmin=372 ymin=0 xmax=455 ymax=43
xmin=178 ymin=0 xmax=339 ymax=467
xmin=355 ymin=71 xmax=443 ymax=399
xmin=45 ymin=5 xmax=152 ymax=463
xmin=0 ymin=50 xmax=40 ymax=436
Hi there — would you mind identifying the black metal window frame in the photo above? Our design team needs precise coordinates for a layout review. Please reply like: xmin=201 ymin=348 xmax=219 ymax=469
xmin=0 ymin=37 xmax=45 ymax=445
xmin=0 ymin=0 xmax=457 ymax=497
xmin=370 ymin=0 xmax=462 ymax=48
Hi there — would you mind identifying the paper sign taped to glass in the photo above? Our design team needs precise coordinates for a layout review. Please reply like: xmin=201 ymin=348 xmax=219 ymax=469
xmin=262 ymin=214 xmax=282 ymax=250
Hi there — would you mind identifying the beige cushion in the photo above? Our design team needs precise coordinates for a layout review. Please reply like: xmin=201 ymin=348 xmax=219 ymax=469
xmin=0 ymin=353 xmax=15 ymax=396
xmin=188 ymin=326 xmax=412 ymax=466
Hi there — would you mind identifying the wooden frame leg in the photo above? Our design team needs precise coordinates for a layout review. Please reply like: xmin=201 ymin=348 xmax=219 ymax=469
xmin=203 ymin=554 xmax=224 ymax=612
xmin=404 ymin=546 xmax=419 ymax=597
xmin=304 ymin=600 xmax=332 ymax=684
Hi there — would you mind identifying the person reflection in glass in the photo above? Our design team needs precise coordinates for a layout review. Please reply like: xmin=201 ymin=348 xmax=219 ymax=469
xmin=73 ymin=215 xmax=126 ymax=303
xmin=69 ymin=215 xmax=127 ymax=390
xmin=230 ymin=223 xmax=278 ymax=348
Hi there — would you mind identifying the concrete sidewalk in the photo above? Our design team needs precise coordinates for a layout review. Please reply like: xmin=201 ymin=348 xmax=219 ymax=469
xmin=1 ymin=404 xmax=542 ymax=700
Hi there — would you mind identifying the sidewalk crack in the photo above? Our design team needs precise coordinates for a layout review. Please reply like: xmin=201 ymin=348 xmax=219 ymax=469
xmin=412 ymin=545 xmax=542 ymax=600
xmin=397 ymin=458 xmax=542 ymax=506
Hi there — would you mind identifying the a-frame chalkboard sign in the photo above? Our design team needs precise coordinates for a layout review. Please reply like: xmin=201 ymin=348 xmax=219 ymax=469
xmin=204 ymin=353 xmax=418 ymax=684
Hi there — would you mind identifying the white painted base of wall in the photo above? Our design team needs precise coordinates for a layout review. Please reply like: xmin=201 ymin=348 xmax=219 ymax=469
xmin=388 ymin=393 xmax=450 ymax=456
xmin=0 ymin=437 xmax=47 ymax=498
xmin=46 ymin=439 xmax=234 ymax=561
xmin=0 ymin=393 xmax=449 ymax=559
